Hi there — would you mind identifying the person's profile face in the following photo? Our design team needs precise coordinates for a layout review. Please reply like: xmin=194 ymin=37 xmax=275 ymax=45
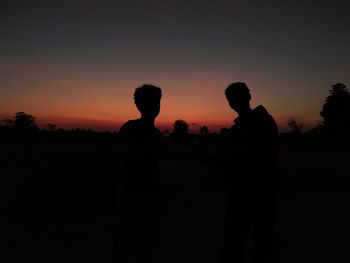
xmin=139 ymin=98 xmax=161 ymax=119
xmin=226 ymin=94 xmax=247 ymax=113
xmin=148 ymin=99 xmax=161 ymax=118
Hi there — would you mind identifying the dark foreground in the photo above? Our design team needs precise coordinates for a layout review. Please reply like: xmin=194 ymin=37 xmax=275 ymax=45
xmin=1 ymin=137 xmax=349 ymax=263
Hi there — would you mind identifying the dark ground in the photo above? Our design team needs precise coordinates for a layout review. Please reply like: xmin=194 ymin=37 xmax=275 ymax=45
xmin=1 ymin=136 xmax=349 ymax=262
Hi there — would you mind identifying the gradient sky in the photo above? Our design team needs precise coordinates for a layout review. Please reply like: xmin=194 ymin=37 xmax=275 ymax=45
xmin=1 ymin=0 xmax=350 ymax=132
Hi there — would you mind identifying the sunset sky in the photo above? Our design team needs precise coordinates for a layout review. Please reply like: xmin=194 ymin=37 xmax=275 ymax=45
xmin=1 ymin=0 xmax=350 ymax=132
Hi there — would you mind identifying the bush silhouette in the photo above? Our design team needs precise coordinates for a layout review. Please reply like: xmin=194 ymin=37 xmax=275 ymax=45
xmin=173 ymin=119 xmax=189 ymax=135
xmin=320 ymin=83 xmax=350 ymax=136
xmin=3 ymin=112 xmax=39 ymax=135
xmin=287 ymin=117 xmax=303 ymax=134
xmin=199 ymin=125 xmax=209 ymax=135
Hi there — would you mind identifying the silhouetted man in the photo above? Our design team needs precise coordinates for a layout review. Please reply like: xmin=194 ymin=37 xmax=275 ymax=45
xmin=114 ymin=84 xmax=163 ymax=262
xmin=221 ymin=82 xmax=279 ymax=263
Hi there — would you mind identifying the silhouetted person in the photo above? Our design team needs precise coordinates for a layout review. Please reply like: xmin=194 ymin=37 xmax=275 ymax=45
xmin=114 ymin=84 xmax=163 ymax=262
xmin=220 ymin=82 xmax=279 ymax=263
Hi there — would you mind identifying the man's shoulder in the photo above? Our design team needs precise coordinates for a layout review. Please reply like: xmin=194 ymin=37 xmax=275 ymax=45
xmin=253 ymin=105 xmax=278 ymax=132
xmin=119 ymin=119 xmax=141 ymax=135
xmin=119 ymin=119 xmax=162 ymax=140
xmin=254 ymin=105 xmax=275 ymax=121
xmin=253 ymin=105 xmax=269 ymax=116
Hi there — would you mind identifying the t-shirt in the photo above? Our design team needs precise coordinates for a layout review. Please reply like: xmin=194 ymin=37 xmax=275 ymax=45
xmin=118 ymin=118 xmax=162 ymax=195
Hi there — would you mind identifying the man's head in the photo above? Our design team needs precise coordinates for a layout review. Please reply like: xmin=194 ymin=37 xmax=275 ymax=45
xmin=225 ymin=82 xmax=251 ymax=114
xmin=134 ymin=84 xmax=162 ymax=119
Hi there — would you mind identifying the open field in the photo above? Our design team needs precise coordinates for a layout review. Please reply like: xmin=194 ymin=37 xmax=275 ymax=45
xmin=1 ymin=136 xmax=349 ymax=262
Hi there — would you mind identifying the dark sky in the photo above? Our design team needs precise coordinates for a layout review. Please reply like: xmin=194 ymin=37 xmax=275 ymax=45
xmin=1 ymin=0 xmax=350 ymax=131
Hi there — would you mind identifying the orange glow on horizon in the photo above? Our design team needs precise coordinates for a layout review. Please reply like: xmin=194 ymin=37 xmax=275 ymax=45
xmin=1 ymin=57 xmax=322 ymax=132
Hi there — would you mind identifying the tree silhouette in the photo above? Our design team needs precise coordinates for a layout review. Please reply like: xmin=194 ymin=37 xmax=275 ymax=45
xmin=2 ymin=118 xmax=14 ymax=127
xmin=199 ymin=125 xmax=209 ymax=135
xmin=13 ymin=111 xmax=39 ymax=133
xmin=287 ymin=117 xmax=303 ymax=134
xmin=173 ymin=119 xmax=189 ymax=135
xmin=47 ymin=123 xmax=57 ymax=131
xmin=320 ymin=83 xmax=350 ymax=135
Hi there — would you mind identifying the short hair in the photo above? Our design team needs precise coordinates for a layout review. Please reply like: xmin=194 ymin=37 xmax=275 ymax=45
xmin=225 ymin=82 xmax=251 ymax=99
xmin=134 ymin=84 xmax=162 ymax=106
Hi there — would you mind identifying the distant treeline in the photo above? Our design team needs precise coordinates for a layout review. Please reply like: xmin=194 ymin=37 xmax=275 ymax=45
xmin=1 ymin=83 xmax=350 ymax=139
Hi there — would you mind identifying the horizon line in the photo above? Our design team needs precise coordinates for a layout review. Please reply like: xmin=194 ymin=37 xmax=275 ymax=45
xmin=0 ymin=113 xmax=317 ymax=133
